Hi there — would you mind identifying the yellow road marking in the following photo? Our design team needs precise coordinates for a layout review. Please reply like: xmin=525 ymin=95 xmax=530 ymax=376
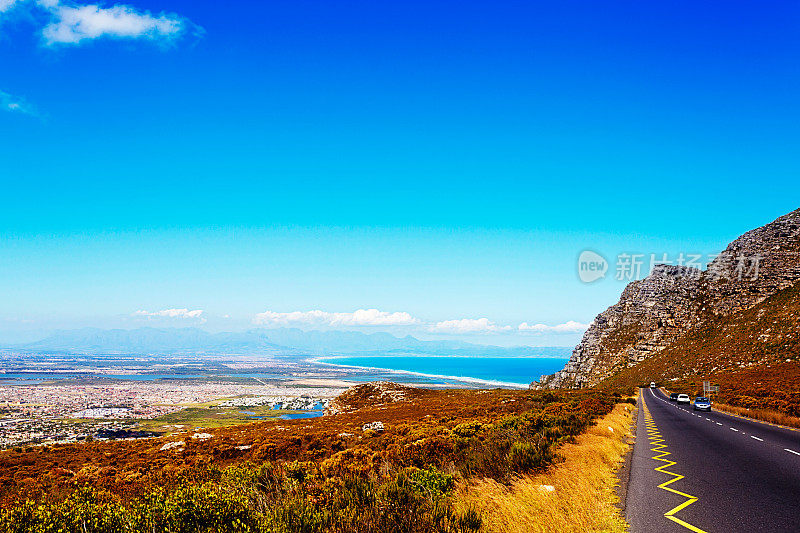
xmin=641 ymin=391 xmax=708 ymax=533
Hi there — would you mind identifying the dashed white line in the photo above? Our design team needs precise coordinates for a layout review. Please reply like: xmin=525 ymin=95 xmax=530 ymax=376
xmin=785 ymin=449 xmax=800 ymax=456
xmin=751 ymin=436 xmax=763 ymax=442
xmin=730 ymin=428 xmax=739 ymax=432
xmin=717 ymin=422 xmax=723 ymax=426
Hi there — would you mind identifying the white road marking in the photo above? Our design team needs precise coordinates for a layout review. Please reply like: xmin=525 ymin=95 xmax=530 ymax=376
xmin=785 ymin=449 xmax=800 ymax=456
xmin=717 ymin=422 xmax=723 ymax=426
xmin=751 ymin=436 xmax=763 ymax=441
xmin=730 ymin=428 xmax=738 ymax=432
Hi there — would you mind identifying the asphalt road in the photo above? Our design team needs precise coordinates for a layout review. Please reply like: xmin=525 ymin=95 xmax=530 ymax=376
xmin=626 ymin=387 xmax=800 ymax=533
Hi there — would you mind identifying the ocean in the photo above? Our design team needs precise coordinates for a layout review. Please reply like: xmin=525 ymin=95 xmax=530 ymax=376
xmin=316 ymin=355 xmax=569 ymax=389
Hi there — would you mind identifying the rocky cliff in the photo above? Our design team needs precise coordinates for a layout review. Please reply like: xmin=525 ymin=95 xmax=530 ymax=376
xmin=535 ymin=208 xmax=800 ymax=389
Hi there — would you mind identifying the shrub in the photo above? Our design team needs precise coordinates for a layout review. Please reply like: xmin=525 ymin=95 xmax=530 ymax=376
xmin=407 ymin=467 xmax=455 ymax=495
xmin=507 ymin=441 xmax=552 ymax=473
xmin=452 ymin=421 xmax=484 ymax=438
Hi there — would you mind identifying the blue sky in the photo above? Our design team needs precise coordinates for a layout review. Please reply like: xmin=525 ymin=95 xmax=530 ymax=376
xmin=1 ymin=1 xmax=798 ymax=345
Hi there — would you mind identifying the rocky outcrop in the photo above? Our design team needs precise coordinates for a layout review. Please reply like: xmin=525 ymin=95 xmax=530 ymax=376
xmin=705 ymin=209 xmax=800 ymax=314
xmin=535 ymin=208 xmax=800 ymax=389
xmin=326 ymin=382 xmax=413 ymax=414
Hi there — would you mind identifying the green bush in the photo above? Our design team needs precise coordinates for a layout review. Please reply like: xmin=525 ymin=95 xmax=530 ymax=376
xmin=1 ymin=467 xmax=478 ymax=533
xmin=452 ymin=421 xmax=484 ymax=438
xmin=408 ymin=467 xmax=455 ymax=495
xmin=507 ymin=441 xmax=551 ymax=473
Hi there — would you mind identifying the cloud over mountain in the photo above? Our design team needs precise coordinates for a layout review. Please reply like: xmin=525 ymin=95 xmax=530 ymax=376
xmin=430 ymin=318 xmax=512 ymax=334
xmin=253 ymin=309 xmax=420 ymax=327
xmin=518 ymin=320 xmax=590 ymax=334
xmin=133 ymin=308 xmax=205 ymax=320
xmin=251 ymin=309 xmax=587 ymax=337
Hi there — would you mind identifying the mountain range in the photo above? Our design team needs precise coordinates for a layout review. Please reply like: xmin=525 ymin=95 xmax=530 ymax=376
xmin=9 ymin=327 xmax=571 ymax=358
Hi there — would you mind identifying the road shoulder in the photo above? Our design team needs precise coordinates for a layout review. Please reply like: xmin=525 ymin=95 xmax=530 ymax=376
xmin=615 ymin=399 xmax=638 ymax=514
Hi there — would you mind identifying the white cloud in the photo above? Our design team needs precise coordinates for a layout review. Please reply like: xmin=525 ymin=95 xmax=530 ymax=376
xmin=0 ymin=0 xmax=199 ymax=45
xmin=518 ymin=320 xmax=589 ymax=334
xmin=39 ymin=1 xmax=191 ymax=45
xmin=253 ymin=309 xmax=421 ymax=327
xmin=429 ymin=318 xmax=513 ymax=334
xmin=431 ymin=318 xmax=589 ymax=335
xmin=252 ymin=309 xmax=588 ymax=337
xmin=0 ymin=90 xmax=38 ymax=116
xmin=0 ymin=0 xmax=19 ymax=12
xmin=134 ymin=308 xmax=205 ymax=319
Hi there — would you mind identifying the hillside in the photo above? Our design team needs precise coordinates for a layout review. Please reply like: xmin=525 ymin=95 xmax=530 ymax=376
xmin=601 ymin=282 xmax=800 ymax=414
xmin=0 ymin=384 xmax=614 ymax=505
xmin=536 ymin=208 xmax=800 ymax=390
xmin=0 ymin=383 xmax=626 ymax=532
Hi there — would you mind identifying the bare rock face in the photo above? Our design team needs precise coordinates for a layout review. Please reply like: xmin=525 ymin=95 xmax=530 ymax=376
xmin=705 ymin=209 xmax=800 ymax=315
xmin=535 ymin=208 xmax=800 ymax=389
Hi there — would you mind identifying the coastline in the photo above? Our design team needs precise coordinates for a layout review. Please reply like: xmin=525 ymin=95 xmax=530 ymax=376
xmin=310 ymin=355 xmax=570 ymax=390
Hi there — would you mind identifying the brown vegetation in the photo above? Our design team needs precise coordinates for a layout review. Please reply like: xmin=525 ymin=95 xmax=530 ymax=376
xmin=704 ymin=402 xmax=800 ymax=429
xmin=0 ymin=384 xmax=623 ymax=512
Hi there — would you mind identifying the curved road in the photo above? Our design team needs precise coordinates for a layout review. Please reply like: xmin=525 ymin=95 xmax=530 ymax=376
xmin=627 ymin=387 xmax=800 ymax=533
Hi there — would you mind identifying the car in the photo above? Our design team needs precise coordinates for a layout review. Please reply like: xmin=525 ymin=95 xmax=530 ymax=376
xmin=670 ymin=393 xmax=679 ymax=401
xmin=650 ymin=382 xmax=656 ymax=388
xmin=694 ymin=397 xmax=712 ymax=411
xmin=677 ymin=394 xmax=691 ymax=404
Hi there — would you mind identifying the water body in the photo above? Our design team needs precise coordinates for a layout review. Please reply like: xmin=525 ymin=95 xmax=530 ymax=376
xmin=279 ymin=410 xmax=325 ymax=420
xmin=317 ymin=356 xmax=568 ymax=389
xmin=239 ymin=409 xmax=325 ymax=420
xmin=0 ymin=359 xmax=568 ymax=389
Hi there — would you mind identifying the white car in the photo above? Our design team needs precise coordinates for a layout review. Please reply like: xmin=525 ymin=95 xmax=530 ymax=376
xmin=650 ymin=382 xmax=656 ymax=388
xmin=677 ymin=394 xmax=691 ymax=404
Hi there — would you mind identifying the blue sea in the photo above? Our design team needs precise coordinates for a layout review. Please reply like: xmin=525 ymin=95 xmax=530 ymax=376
xmin=316 ymin=356 xmax=569 ymax=389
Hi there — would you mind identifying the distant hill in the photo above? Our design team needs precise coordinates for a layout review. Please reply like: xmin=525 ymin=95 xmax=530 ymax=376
xmin=19 ymin=327 xmax=286 ymax=356
xmin=15 ymin=327 xmax=572 ymax=358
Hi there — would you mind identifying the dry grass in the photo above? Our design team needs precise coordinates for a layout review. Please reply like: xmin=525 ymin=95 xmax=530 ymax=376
xmin=712 ymin=402 xmax=800 ymax=429
xmin=457 ymin=403 xmax=633 ymax=533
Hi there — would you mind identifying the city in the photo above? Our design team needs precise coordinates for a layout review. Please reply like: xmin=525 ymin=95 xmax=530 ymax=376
xmin=0 ymin=374 xmax=344 ymax=448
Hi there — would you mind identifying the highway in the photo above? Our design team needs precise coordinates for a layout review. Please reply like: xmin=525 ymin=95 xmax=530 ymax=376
xmin=626 ymin=387 xmax=800 ymax=533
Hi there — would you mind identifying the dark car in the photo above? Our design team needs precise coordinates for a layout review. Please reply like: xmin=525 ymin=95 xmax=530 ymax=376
xmin=694 ymin=397 xmax=712 ymax=411
xmin=670 ymin=393 xmax=679 ymax=401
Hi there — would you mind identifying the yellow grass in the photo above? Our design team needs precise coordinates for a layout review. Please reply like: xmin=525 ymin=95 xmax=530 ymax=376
xmin=712 ymin=402 xmax=800 ymax=429
xmin=458 ymin=403 xmax=634 ymax=533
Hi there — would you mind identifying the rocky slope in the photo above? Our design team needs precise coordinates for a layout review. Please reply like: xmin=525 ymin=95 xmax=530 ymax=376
xmin=600 ymin=281 xmax=800 ymax=414
xmin=535 ymin=208 xmax=800 ymax=389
